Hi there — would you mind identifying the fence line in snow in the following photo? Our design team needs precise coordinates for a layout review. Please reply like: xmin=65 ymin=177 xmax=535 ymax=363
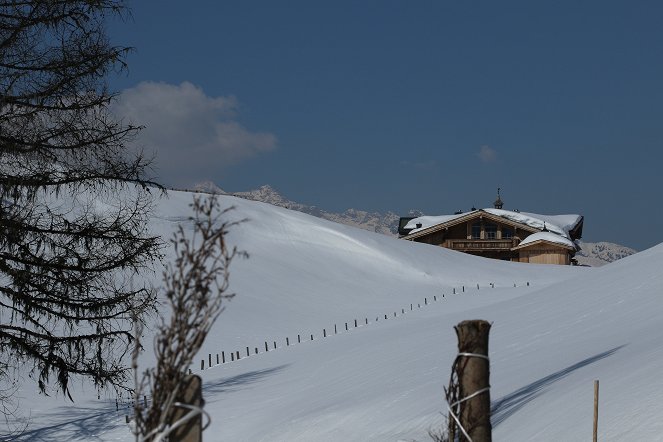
xmin=196 ymin=281 xmax=531 ymax=371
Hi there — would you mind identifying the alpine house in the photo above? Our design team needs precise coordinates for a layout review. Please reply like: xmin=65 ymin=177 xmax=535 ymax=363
xmin=399 ymin=190 xmax=584 ymax=265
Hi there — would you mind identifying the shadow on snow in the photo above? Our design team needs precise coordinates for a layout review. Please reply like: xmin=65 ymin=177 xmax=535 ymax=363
xmin=9 ymin=365 xmax=288 ymax=441
xmin=491 ymin=345 xmax=625 ymax=427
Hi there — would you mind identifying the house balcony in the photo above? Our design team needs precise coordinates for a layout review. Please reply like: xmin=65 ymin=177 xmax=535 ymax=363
xmin=445 ymin=238 xmax=520 ymax=251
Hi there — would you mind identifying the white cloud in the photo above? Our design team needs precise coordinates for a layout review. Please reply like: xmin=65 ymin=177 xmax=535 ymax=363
xmin=477 ymin=145 xmax=497 ymax=163
xmin=113 ymin=81 xmax=277 ymax=187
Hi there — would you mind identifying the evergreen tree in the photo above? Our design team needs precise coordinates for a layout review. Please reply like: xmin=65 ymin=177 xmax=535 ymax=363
xmin=0 ymin=0 xmax=160 ymax=400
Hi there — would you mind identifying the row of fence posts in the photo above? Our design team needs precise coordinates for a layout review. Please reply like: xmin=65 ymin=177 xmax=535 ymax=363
xmin=198 ymin=281 xmax=531 ymax=370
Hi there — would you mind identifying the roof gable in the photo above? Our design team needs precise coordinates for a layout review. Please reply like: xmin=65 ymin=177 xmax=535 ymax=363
xmin=404 ymin=209 xmax=540 ymax=240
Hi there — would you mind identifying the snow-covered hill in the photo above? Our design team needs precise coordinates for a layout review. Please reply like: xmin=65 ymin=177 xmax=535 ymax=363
xmin=193 ymin=182 xmax=418 ymax=236
xmin=11 ymin=190 xmax=662 ymax=442
xmin=193 ymin=183 xmax=636 ymax=265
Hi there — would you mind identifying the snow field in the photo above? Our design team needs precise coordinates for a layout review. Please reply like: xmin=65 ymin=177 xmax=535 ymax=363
xmin=9 ymin=190 xmax=663 ymax=442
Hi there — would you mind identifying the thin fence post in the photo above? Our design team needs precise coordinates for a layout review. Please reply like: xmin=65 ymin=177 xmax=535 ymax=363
xmin=200 ymin=359 xmax=204 ymax=370
xmin=335 ymin=324 xmax=337 ymax=334
xmin=265 ymin=341 xmax=269 ymax=352
xmin=310 ymin=334 xmax=313 ymax=341
xmin=286 ymin=337 xmax=290 ymax=346
xmin=230 ymin=353 xmax=234 ymax=362
xmin=323 ymin=329 xmax=326 ymax=337
xmin=246 ymin=347 xmax=250 ymax=357
xmin=425 ymin=297 xmax=427 ymax=305
xmin=298 ymin=334 xmax=301 ymax=343
xmin=365 ymin=318 xmax=368 ymax=325
xmin=255 ymin=347 xmax=258 ymax=354
xmin=236 ymin=351 xmax=240 ymax=360
xmin=354 ymin=319 xmax=357 ymax=327
xmin=434 ymin=295 xmax=437 ymax=301
xmin=208 ymin=354 xmax=211 ymax=368
xmin=222 ymin=351 xmax=225 ymax=363
xmin=345 ymin=322 xmax=348 ymax=331
xmin=216 ymin=354 xmax=219 ymax=365
xmin=594 ymin=380 xmax=599 ymax=442
xmin=273 ymin=341 xmax=276 ymax=349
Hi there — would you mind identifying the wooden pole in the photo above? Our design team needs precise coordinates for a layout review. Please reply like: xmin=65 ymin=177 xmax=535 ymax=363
xmin=593 ymin=380 xmax=599 ymax=442
xmin=169 ymin=374 xmax=203 ymax=442
xmin=455 ymin=319 xmax=492 ymax=442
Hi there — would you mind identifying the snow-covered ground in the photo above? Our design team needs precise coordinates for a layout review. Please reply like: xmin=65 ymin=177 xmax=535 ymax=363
xmin=9 ymin=190 xmax=663 ymax=441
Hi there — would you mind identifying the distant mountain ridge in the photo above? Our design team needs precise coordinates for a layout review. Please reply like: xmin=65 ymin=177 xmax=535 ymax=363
xmin=192 ymin=181 xmax=635 ymax=266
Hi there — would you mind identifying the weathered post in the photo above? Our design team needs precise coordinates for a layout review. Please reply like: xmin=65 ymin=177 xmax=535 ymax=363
xmin=450 ymin=320 xmax=492 ymax=442
xmin=593 ymin=380 xmax=599 ymax=442
xmin=169 ymin=374 xmax=203 ymax=442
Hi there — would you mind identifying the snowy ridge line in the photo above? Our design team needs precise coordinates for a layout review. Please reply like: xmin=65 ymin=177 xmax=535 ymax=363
xmin=195 ymin=281 xmax=532 ymax=372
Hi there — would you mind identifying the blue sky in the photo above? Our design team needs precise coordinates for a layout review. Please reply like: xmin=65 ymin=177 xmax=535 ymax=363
xmin=109 ymin=1 xmax=663 ymax=250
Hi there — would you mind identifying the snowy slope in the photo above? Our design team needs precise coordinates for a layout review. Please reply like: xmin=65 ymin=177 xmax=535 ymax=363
xmin=9 ymin=190 xmax=663 ymax=442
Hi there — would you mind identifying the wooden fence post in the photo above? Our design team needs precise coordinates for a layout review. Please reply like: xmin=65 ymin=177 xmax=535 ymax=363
xmin=452 ymin=319 xmax=492 ymax=442
xmin=593 ymin=380 xmax=599 ymax=442
xmin=169 ymin=374 xmax=203 ymax=442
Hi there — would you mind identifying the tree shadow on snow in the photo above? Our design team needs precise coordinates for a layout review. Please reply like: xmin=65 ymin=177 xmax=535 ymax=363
xmin=9 ymin=401 xmax=128 ymax=442
xmin=9 ymin=365 xmax=288 ymax=441
xmin=491 ymin=345 xmax=625 ymax=428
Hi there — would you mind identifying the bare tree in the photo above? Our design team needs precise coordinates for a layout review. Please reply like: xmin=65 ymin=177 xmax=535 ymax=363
xmin=133 ymin=195 xmax=245 ymax=441
xmin=0 ymin=0 xmax=161 ymax=412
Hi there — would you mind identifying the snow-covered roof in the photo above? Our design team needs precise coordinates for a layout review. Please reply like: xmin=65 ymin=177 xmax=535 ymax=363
xmin=404 ymin=208 xmax=582 ymax=240
xmin=516 ymin=232 xmax=577 ymax=249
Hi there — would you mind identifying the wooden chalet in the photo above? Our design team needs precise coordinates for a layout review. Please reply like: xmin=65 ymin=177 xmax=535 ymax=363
xmin=399 ymin=192 xmax=583 ymax=265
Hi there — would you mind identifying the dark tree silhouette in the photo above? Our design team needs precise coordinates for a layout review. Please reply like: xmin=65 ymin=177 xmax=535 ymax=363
xmin=0 ymin=0 xmax=161 ymax=404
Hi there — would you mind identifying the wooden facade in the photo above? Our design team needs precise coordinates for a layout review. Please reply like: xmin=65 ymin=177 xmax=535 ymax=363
xmin=400 ymin=209 xmax=583 ymax=265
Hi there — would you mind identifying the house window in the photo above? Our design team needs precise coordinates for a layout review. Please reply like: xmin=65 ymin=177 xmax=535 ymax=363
xmin=502 ymin=228 xmax=513 ymax=239
xmin=485 ymin=224 xmax=497 ymax=239
xmin=471 ymin=223 xmax=481 ymax=239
